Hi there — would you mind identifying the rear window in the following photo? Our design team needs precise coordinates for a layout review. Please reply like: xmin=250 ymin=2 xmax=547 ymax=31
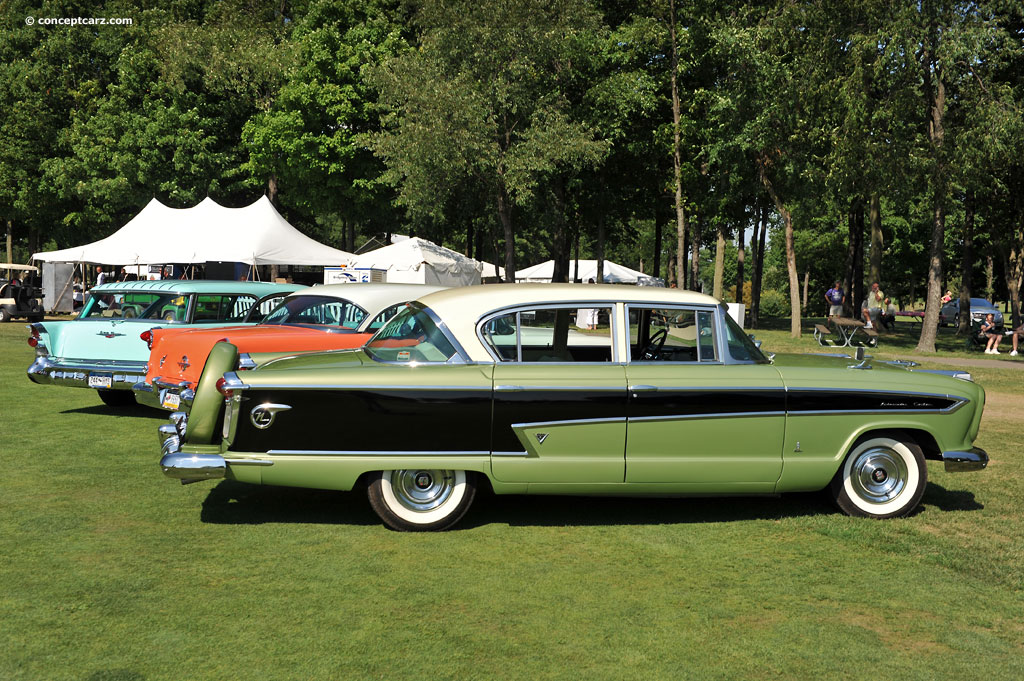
xmin=260 ymin=295 xmax=367 ymax=329
xmin=365 ymin=304 xmax=458 ymax=363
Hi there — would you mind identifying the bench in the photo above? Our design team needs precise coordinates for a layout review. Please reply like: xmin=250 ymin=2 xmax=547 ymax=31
xmin=813 ymin=324 xmax=834 ymax=347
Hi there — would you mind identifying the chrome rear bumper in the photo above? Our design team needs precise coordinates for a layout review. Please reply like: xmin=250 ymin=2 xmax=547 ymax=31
xmin=28 ymin=356 xmax=147 ymax=390
xmin=158 ymin=412 xmax=226 ymax=483
xmin=134 ymin=378 xmax=196 ymax=411
xmin=942 ymin=447 xmax=989 ymax=472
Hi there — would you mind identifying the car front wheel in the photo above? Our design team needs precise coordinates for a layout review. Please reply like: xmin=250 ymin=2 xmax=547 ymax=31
xmin=830 ymin=434 xmax=927 ymax=518
xmin=368 ymin=469 xmax=476 ymax=531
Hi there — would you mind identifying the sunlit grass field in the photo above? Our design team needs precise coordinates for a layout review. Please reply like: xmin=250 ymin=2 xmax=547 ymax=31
xmin=1 ymin=317 xmax=1021 ymax=680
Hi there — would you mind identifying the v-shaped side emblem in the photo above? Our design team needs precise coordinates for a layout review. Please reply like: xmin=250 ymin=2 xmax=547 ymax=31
xmin=535 ymin=433 xmax=549 ymax=445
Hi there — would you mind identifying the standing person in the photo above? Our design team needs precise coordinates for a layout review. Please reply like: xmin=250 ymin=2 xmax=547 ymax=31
xmin=72 ymin=277 xmax=84 ymax=310
xmin=824 ymin=280 xmax=845 ymax=321
xmin=861 ymin=281 xmax=884 ymax=329
xmin=981 ymin=313 xmax=1001 ymax=354
xmin=95 ymin=265 xmax=108 ymax=287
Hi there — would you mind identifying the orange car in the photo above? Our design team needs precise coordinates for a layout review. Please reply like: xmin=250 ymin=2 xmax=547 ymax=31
xmin=133 ymin=283 xmax=445 ymax=410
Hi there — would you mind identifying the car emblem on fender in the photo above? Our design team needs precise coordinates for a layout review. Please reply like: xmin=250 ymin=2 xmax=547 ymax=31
xmin=98 ymin=331 xmax=125 ymax=338
xmin=250 ymin=403 xmax=292 ymax=429
xmin=177 ymin=355 xmax=190 ymax=370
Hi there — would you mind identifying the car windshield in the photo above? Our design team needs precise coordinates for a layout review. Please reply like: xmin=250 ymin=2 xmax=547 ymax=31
xmin=720 ymin=306 xmax=770 ymax=363
xmin=364 ymin=304 xmax=459 ymax=363
xmin=77 ymin=291 xmax=190 ymax=322
xmin=260 ymin=295 xmax=367 ymax=329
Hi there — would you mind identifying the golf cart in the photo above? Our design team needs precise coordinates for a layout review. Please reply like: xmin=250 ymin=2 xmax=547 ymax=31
xmin=0 ymin=263 xmax=44 ymax=322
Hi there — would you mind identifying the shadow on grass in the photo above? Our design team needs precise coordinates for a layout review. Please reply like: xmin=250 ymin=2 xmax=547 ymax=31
xmin=199 ymin=480 xmax=984 ymax=528
xmin=921 ymin=481 xmax=984 ymax=512
xmin=200 ymin=480 xmax=378 ymax=526
xmin=60 ymin=404 xmax=168 ymax=419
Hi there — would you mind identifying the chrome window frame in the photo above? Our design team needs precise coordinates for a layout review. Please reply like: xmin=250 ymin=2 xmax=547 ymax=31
xmin=476 ymin=301 xmax=623 ymax=365
xmin=624 ymin=303 xmax=724 ymax=365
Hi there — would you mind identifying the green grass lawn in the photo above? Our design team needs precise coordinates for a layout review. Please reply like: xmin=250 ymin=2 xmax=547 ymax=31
xmin=1 ymin=318 xmax=1022 ymax=680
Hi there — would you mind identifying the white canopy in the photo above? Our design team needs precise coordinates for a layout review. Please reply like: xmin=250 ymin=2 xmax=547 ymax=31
xmin=352 ymin=237 xmax=482 ymax=286
xmin=33 ymin=196 xmax=355 ymax=266
xmin=515 ymin=259 xmax=665 ymax=286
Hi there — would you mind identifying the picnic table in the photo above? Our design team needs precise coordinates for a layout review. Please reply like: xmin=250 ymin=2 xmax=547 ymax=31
xmin=815 ymin=317 xmax=879 ymax=348
xmin=895 ymin=310 xmax=925 ymax=324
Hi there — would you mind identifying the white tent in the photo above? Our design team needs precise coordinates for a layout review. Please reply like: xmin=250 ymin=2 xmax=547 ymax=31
xmin=33 ymin=196 xmax=355 ymax=266
xmin=515 ymin=259 xmax=665 ymax=286
xmin=352 ymin=237 xmax=482 ymax=286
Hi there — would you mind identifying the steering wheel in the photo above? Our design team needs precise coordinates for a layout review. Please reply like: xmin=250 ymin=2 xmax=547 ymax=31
xmin=640 ymin=328 xmax=668 ymax=361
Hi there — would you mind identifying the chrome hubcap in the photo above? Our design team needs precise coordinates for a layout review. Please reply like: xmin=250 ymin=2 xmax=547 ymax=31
xmin=390 ymin=470 xmax=456 ymax=513
xmin=851 ymin=447 xmax=907 ymax=504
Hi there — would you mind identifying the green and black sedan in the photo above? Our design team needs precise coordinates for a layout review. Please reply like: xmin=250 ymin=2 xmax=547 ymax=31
xmin=159 ymin=284 xmax=988 ymax=530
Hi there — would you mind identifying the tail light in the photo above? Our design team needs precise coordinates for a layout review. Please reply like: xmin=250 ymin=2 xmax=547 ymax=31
xmin=28 ymin=326 xmax=40 ymax=348
xmin=140 ymin=330 xmax=153 ymax=349
xmin=216 ymin=377 xmax=233 ymax=398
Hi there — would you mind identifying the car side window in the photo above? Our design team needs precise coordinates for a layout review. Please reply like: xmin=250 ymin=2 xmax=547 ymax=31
xmin=481 ymin=306 xmax=613 ymax=363
xmin=629 ymin=306 xmax=718 ymax=362
xmin=225 ymin=295 xmax=257 ymax=322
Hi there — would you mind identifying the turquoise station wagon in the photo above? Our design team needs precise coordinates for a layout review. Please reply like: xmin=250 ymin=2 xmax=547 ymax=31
xmin=27 ymin=279 xmax=302 ymax=406
xmin=159 ymin=284 xmax=988 ymax=530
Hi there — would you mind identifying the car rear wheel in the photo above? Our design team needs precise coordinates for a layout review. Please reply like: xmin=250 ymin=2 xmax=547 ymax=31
xmin=97 ymin=389 xmax=137 ymax=407
xmin=0 ymin=307 xmax=11 ymax=323
xmin=830 ymin=434 xmax=926 ymax=518
xmin=368 ymin=469 xmax=476 ymax=531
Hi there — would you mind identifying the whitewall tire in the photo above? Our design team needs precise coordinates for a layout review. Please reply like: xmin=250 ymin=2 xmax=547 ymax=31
xmin=368 ymin=469 xmax=476 ymax=531
xmin=830 ymin=435 xmax=927 ymax=518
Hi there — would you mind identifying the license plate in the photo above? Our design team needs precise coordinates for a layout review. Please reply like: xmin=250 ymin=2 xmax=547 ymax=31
xmin=162 ymin=392 xmax=181 ymax=410
xmin=88 ymin=375 xmax=112 ymax=388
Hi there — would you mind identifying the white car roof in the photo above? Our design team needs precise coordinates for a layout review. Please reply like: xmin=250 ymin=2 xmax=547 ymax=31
xmin=286 ymin=283 xmax=448 ymax=330
xmin=414 ymin=283 xmax=722 ymax=362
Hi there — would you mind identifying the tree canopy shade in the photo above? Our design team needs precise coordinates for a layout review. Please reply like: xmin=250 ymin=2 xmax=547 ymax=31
xmin=2 ymin=0 xmax=1023 ymax=347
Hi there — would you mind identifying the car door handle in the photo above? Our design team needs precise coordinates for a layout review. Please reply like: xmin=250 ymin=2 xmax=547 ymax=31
xmin=629 ymin=385 xmax=658 ymax=393
xmin=495 ymin=385 xmax=525 ymax=392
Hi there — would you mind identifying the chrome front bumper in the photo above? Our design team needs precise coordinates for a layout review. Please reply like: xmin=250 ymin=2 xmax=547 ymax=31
xmin=133 ymin=378 xmax=196 ymax=411
xmin=27 ymin=356 xmax=148 ymax=390
xmin=942 ymin=447 xmax=989 ymax=472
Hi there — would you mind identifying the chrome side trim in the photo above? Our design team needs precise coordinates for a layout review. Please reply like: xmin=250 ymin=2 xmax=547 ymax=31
xmin=496 ymin=385 xmax=626 ymax=393
xmin=220 ymin=372 xmax=249 ymax=392
xmin=492 ymin=451 xmax=530 ymax=457
xmin=237 ymin=353 xmax=257 ymax=370
xmin=511 ymin=416 xmax=628 ymax=429
xmin=224 ymin=458 xmax=274 ymax=466
xmin=236 ymin=383 xmax=491 ymax=391
xmin=265 ymin=449 xmax=490 ymax=457
xmin=629 ymin=411 xmax=786 ymax=423
xmin=942 ymin=447 xmax=988 ymax=472
xmin=223 ymin=394 xmax=243 ymax=444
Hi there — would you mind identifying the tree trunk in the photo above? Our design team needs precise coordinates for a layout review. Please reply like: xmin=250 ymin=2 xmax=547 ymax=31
xmin=751 ymin=205 xmax=767 ymax=328
xmin=915 ymin=30 xmax=947 ymax=353
xmin=466 ymin=219 xmax=474 ymax=258
xmin=1002 ymin=198 xmax=1024 ymax=329
xmin=985 ymin=255 xmax=994 ymax=301
xmin=869 ymin=193 xmax=883 ymax=287
xmin=678 ymin=207 xmax=688 ymax=289
xmin=690 ymin=210 xmax=701 ymax=292
xmin=653 ymin=205 xmax=664 ymax=281
xmin=801 ymin=270 xmax=809 ymax=312
xmin=712 ymin=223 xmax=725 ymax=300
xmin=844 ymin=200 xmax=865 ymax=317
xmin=550 ymin=177 xmax=570 ymax=283
xmin=497 ymin=185 xmax=516 ymax=281
xmin=573 ymin=227 xmax=580 ymax=282
xmin=596 ymin=217 xmax=605 ymax=284
xmin=758 ymin=161 xmax=801 ymax=337
xmin=957 ymin=191 xmax=974 ymax=335
xmin=735 ymin=225 xmax=745 ymax=305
